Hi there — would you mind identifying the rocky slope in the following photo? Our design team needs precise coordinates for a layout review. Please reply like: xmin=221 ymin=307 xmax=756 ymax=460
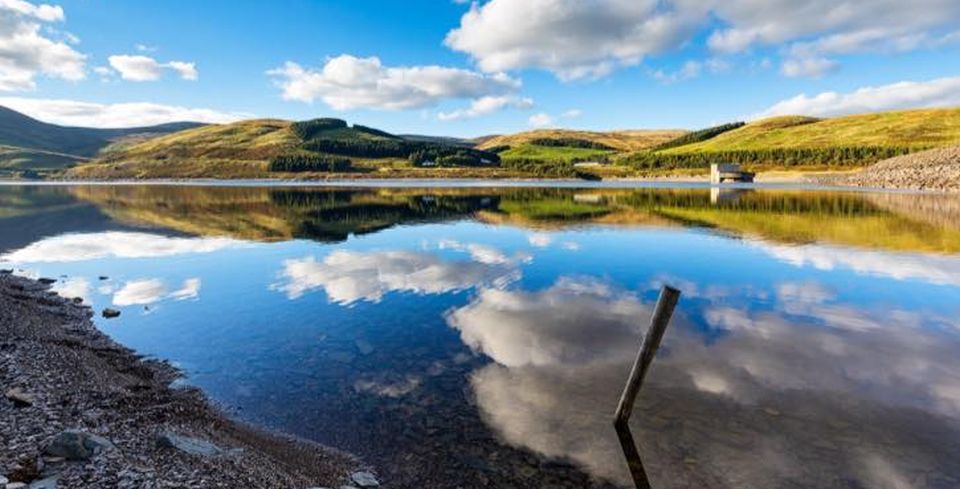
xmin=0 ymin=271 xmax=379 ymax=488
xmin=820 ymin=145 xmax=960 ymax=192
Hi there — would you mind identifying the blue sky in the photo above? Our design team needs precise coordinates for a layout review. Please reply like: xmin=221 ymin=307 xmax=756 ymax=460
xmin=2 ymin=0 xmax=960 ymax=136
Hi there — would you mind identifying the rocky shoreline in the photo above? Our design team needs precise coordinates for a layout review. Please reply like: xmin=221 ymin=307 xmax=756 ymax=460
xmin=810 ymin=145 xmax=960 ymax=192
xmin=0 ymin=271 xmax=380 ymax=489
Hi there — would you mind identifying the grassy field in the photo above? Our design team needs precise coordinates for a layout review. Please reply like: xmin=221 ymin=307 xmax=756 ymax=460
xmin=476 ymin=128 xmax=684 ymax=152
xmin=498 ymin=144 xmax=613 ymax=163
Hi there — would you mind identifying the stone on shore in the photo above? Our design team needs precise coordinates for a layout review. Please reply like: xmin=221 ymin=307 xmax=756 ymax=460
xmin=44 ymin=430 xmax=114 ymax=461
xmin=156 ymin=431 xmax=227 ymax=457
xmin=5 ymin=387 xmax=35 ymax=407
xmin=27 ymin=475 xmax=58 ymax=489
xmin=350 ymin=471 xmax=380 ymax=487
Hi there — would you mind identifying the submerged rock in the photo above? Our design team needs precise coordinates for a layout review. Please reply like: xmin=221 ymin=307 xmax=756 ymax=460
xmin=156 ymin=430 xmax=229 ymax=457
xmin=44 ymin=430 xmax=115 ymax=460
xmin=101 ymin=308 xmax=121 ymax=319
xmin=350 ymin=471 xmax=379 ymax=487
xmin=37 ymin=278 xmax=56 ymax=285
xmin=27 ymin=475 xmax=59 ymax=489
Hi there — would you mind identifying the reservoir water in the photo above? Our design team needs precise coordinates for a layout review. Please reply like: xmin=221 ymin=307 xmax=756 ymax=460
xmin=2 ymin=183 xmax=959 ymax=488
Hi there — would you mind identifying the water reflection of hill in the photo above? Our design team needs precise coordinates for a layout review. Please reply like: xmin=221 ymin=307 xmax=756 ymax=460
xmin=55 ymin=185 xmax=960 ymax=253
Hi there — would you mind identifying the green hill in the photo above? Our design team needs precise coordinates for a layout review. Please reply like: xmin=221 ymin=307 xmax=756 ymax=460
xmin=0 ymin=106 xmax=204 ymax=177
xmin=664 ymin=108 xmax=960 ymax=152
xmin=72 ymin=117 xmax=504 ymax=179
xmin=620 ymin=107 xmax=960 ymax=172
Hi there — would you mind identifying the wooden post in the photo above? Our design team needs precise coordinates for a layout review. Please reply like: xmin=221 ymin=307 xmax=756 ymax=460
xmin=613 ymin=285 xmax=681 ymax=489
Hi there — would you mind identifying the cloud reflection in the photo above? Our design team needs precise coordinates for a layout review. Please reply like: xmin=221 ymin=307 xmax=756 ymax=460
xmin=449 ymin=276 xmax=960 ymax=487
xmin=275 ymin=249 xmax=519 ymax=304
xmin=1 ymin=232 xmax=244 ymax=263
xmin=758 ymin=242 xmax=960 ymax=287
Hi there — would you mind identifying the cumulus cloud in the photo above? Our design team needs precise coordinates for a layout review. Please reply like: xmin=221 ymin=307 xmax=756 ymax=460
xmin=445 ymin=0 xmax=706 ymax=80
xmin=753 ymin=76 xmax=960 ymax=118
xmin=0 ymin=97 xmax=249 ymax=127
xmin=652 ymin=60 xmax=703 ymax=84
xmin=268 ymin=54 xmax=520 ymax=111
xmin=437 ymin=95 xmax=533 ymax=121
xmin=527 ymin=112 xmax=553 ymax=128
xmin=0 ymin=0 xmax=85 ymax=91
xmin=274 ymin=249 xmax=519 ymax=304
xmin=1 ymin=232 xmax=244 ymax=262
xmin=445 ymin=0 xmax=960 ymax=80
xmin=107 ymin=54 xmax=197 ymax=81
xmin=779 ymin=56 xmax=838 ymax=78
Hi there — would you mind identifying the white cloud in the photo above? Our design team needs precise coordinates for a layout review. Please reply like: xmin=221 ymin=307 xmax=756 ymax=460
xmin=0 ymin=97 xmax=249 ymax=127
xmin=445 ymin=0 xmax=706 ymax=80
xmin=274 ymin=249 xmax=519 ymax=304
xmin=445 ymin=0 xmax=960 ymax=80
xmin=560 ymin=109 xmax=582 ymax=119
xmin=652 ymin=60 xmax=703 ymax=84
xmin=1 ymin=232 xmax=244 ymax=262
xmin=753 ymin=76 xmax=960 ymax=119
xmin=107 ymin=54 xmax=198 ymax=82
xmin=0 ymin=0 xmax=85 ymax=91
xmin=780 ymin=56 xmax=838 ymax=78
xmin=268 ymin=54 xmax=520 ymax=110
xmin=527 ymin=112 xmax=553 ymax=128
xmin=165 ymin=60 xmax=197 ymax=81
xmin=113 ymin=278 xmax=166 ymax=306
xmin=437 ymin=95 xmax=533 ymax=121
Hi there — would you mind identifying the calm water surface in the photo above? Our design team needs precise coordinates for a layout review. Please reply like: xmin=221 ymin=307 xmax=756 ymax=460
xmin=2 ymin=184 xmax=960 ymax=488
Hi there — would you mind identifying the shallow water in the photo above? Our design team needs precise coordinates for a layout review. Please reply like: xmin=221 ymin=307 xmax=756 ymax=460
xmin=2 ymin=184 xmax=960 ymax=488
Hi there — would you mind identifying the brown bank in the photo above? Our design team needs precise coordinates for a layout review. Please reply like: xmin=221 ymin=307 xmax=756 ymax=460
xmin=0 ymin=271 xmax=380 ymax=489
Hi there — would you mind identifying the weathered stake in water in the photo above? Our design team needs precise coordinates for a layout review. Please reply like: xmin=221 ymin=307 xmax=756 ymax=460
xmin=614 ymin=285 xmax=682 ymax=489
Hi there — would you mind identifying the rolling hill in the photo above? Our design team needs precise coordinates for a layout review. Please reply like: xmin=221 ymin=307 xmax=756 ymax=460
xmin=71 ymin=117 xmax=505 ymax=179
xmin=0 ymin=106 xmax=205 ymax=176
xmin=14 ymin=105 xmax=960 ymax=180
xmin=619 ymin=107 xmax=960 ymax=172
xmin=662 ymin=108 xmax=960 ymax=153
xmin=476 ymin=128 xmax=684 ymax=152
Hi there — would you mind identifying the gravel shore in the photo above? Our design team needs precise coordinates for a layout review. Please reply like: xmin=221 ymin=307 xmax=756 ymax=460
xmin=0 ymin=271 xmax=376 ymax=489
xmin=812 ymin=145 xmax=960 ymax=192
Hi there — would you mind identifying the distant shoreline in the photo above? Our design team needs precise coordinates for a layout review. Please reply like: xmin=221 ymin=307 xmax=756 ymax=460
xmin=0 ymin=174 xmax=942 ymax=194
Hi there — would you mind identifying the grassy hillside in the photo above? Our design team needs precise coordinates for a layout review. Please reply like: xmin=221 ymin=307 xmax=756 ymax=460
xmin=73 ymin=117 xmax=506 ymax=179
xmin=617 ymin=107 xmax=960 ymax=173
xmin=477 ymin=128 xmax=683 ymax=152
xmin=0 ymin=106 xmax=204 ymax=177
xmin=63 ymin=106 xmax=960 ymax=180
xmin=664 ymin=108 xmax=960 ymax=152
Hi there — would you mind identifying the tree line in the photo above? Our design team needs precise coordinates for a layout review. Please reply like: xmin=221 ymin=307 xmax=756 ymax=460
xmin=621 ymin=146 xmax=919 ymax=169
xmin=652 ymin=122 xmax=746 ymax=151
xmin=268 ymin=152 xmax=352 ymax=172
xmin=528 ymin=138 xmax=614 ymax=150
